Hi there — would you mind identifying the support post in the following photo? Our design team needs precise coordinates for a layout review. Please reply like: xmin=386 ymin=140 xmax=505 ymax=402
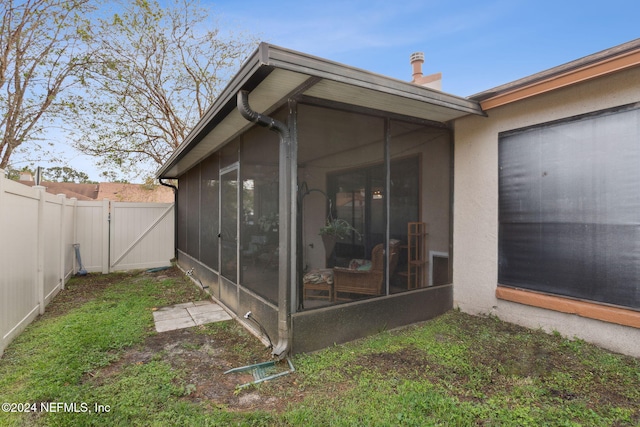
xmin=288 ymin=99 xmax=298 ymax=317
xmin=384 ymin=118 xmax=391 ymax=296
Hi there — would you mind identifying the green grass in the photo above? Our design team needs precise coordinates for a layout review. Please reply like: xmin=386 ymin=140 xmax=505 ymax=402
xmin=1 ymin=271 xmax=639 ymax=426
xmin=0 ymin=272 xmax=271 ymax=426
xmin=283 ymin=314 xmax=640 ymax=426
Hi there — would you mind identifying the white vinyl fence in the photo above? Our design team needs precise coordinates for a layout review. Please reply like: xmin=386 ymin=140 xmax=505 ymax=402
xmin=0 ymin=170 xmax=175 ymax=356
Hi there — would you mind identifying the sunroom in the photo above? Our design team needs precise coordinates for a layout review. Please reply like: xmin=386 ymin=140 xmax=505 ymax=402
xmin=157 ymin=43 xmax=484 ymax=355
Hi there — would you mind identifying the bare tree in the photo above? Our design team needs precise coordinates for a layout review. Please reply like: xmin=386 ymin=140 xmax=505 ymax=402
xmin=71 ymin=0 xmax=257 ymax=176
xmin=44 ymin=165 xmax=92 ymax=183
xmin=0 ymin=0 xmax=93 ymax=169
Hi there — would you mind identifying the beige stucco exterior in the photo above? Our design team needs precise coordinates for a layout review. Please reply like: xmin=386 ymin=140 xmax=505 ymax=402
xmin=453 ymin=65 xmax=640 ymax=357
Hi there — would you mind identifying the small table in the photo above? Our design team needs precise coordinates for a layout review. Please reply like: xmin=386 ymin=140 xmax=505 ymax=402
xmin=302 ymin=269 xmax=334 ymax=301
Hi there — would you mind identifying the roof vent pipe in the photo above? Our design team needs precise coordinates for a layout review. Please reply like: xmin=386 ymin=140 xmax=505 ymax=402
xmin=237 ymin=90 xmax=291 ymax=360
xmin=410 ymin=52 xmax=425 ymax=81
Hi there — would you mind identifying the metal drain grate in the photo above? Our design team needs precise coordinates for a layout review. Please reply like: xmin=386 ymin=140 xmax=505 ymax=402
xmin=224 ymin=358 xmax=295 ymax=388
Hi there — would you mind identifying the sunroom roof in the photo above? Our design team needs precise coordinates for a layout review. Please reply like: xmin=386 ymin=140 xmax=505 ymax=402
xmin=157 ymin=42 xmax=484 ymax=179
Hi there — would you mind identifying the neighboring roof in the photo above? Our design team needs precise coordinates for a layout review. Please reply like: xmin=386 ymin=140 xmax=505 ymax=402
xmin=97 ymin=182 xmax=174 ymax=203
xmin=19 ymin=181 xmax=98 ymax=201
xmin=157 ymin=42 xmax=484 ymax=179
xmin=471 ymin=38 xmax=640 ymax=110
xmin=18 ymin=181 xmax=174 ymax=203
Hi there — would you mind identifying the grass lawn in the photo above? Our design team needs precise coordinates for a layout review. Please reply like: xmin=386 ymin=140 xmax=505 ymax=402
xmin=0 ymin=268 xmax=638 ymax=426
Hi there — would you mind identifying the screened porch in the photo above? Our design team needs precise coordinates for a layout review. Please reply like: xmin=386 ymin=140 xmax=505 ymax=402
xmin=158 ymin=43 xmax=483 ymax=354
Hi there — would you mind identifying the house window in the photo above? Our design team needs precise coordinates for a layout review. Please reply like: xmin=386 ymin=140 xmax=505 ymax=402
xmin=499 ymin=104 xmax=640 ymax=310
xmin=327 ymin=167 xmax=379 ymax=263
xmin=327 ymin=156 xmax=420 ymax=266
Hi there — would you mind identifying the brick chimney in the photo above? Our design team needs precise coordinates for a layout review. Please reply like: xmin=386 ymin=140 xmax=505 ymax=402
xmin=410 ymin=51 xmax=442 ymax=91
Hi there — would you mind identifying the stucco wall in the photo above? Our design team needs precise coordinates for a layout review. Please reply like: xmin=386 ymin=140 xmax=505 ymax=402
xmin=453 ymin=66 xmax=640 ymax=357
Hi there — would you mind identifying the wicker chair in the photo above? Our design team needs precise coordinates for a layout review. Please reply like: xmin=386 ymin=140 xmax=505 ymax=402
xmin=333 ymin=242 xmax=400 ymax=301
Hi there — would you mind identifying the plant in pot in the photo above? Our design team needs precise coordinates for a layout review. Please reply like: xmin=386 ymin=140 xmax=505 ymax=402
xmin=319 ymin=218 xmax=360 ymax=264
xmin=257 ymin=212 xmax=279 ymax=244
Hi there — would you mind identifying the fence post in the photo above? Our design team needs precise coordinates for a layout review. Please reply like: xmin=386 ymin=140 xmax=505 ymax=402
xmin=0 ymin=169 xmax=5 ymax=278
xmin=0 ymin=169 xmax=4 ymax=356
xmin=102 ymin=199 xmax=110 ymax=274
xmin=58 ymin=194 xmax=66 ymax=290
xmin=34 ymin=185 xmax=46 ymax=315
xmin=71 ymin=197 xmax=77 ymax=274
xmin=0 ymin=169 xmax=4 ymax=232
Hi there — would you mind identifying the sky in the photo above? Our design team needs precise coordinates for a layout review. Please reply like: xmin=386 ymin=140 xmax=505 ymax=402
xmin=211 ymin=0 xmax=640 ymax=96
xmin=11 ymin=0 xmax=640 ymax=182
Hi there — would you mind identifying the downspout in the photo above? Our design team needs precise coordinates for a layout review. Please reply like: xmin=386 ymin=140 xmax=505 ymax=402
xmin=237 ymin=90 xmax=293 ymax=360
xmin=159 ymin=179 xmax=178 ymax=261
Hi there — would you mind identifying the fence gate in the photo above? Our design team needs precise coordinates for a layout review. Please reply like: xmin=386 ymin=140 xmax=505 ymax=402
xmin=109 ymin=202 xmax=175 ymax=272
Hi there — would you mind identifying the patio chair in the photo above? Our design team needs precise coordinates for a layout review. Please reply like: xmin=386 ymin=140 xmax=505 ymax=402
xmin=333 ymin=241 xmax=400 ymax=301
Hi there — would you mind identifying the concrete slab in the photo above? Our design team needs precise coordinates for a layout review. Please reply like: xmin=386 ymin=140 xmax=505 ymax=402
xmin=173 ymin=302 xmax=196 ymax=309
xmin=193 ymin=300 xmax=213 ymax=306
xmin=153 ymin=309 xmax=193 ymax=322
xmin=153 ymin=300 xmax=232 ymax=332
xmin=155 ymin=317 xmax=196 ymax=332
xmin=192 ymin=310 xmax=232 ymax=325
xmin=186 ymin=304 xmax=225 ymax=315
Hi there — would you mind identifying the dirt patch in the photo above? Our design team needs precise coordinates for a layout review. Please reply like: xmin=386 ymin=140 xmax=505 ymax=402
xmin=85 ymin=323 xmax=300 ymax=412
xmin=357 ymin=347 xmax=432 ymax=379
xmin=43 ymin=273 xmax=117 ymax=317
xmin=46 ymin=267 xmax=301 ymax=413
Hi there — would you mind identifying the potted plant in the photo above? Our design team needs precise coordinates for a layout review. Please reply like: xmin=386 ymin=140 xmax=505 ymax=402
xmin=257 ymin=212 xmax=279 ymax=243
xmin=258 ymin=212 xmax=278 ymax=233
xmin=319 ymin=218 xmax=360 ymax=262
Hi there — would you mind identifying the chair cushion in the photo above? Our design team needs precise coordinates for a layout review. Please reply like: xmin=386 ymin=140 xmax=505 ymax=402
xmin=348 ymin=259 xmax=372 ymax=271
xmin=303 ymin=269 xmax=334 ymax=285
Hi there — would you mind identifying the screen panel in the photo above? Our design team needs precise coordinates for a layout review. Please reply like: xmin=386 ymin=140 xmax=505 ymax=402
xmin=200 ymin=153 xmax=219 ymax=270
